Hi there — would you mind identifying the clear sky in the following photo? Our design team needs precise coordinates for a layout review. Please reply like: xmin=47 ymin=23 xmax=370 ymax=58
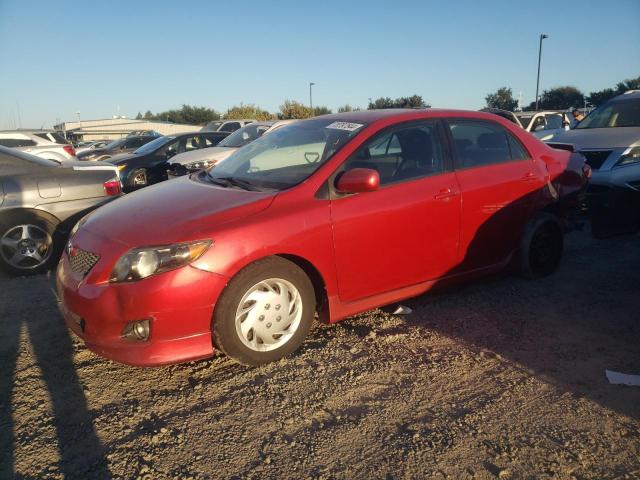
xmin=0 ymin=0 xmax=638 ymax=128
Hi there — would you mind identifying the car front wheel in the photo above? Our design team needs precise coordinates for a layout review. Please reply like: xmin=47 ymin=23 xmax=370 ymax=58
xmin=519 ymin=213 xmax=564 ymax=279
xmin=212 ymin=257 xmax=316 ymax=366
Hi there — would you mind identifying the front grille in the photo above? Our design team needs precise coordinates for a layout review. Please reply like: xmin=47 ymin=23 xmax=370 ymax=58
xmin=580 ymin=150 xmax=612 ymax=170
xmin=69 ymin=249 xmax=100 ymax=276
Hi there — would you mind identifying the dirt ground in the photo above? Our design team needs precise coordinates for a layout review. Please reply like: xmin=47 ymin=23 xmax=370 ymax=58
xmin=1 ymin=229 xmax=639 ymax=480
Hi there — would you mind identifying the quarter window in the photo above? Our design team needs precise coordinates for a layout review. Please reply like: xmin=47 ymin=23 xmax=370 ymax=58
xmin=447 ymin=120 xmax=528 ymax=169
xmin=342 ymin=122 xmax=444 ymax=186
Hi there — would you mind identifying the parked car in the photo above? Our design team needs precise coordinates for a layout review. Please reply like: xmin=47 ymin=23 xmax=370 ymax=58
xmin=77 ymin=136 xmax=159 ymax=162
xmin=548 ymin=90 xmax=640 ymax=235
xmin=108 ymin=131 xmax=229 ymax=192
xmin=0 ymin=130 xmax=76 ymax=162
xmin=201 ymin=119 xmax=255 ymax=133
xmin=0 ymin=146 xmax=121 ymax=276
xmin=482 ymin=109 xmax=571 ymax=141
xmin=167 ymin=120 xmax=296 ymax=177
xmin=75 ymin=140 xmax=112 ymax=155
xmin=57 ymin=109 xmax=589 ymax=367
xmin=127 ymin=130 xmax=162 ymax=137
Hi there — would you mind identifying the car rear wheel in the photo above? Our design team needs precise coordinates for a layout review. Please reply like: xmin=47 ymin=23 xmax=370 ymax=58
xmin=212 ymin=257 xmax=316 ymax=366
xmin=519 ymin=213 xmax=563 ymax=279
xmin=129 ymin=169 xmax=148 ymax=189
xmin=0 ymin=212 xmax=59 ymax=276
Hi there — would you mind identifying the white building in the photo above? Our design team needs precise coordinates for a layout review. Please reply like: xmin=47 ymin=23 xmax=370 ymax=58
xmin=53 ymin=117 xmax=202 ymax=141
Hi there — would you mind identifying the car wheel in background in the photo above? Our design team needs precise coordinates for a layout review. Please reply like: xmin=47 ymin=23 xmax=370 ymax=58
xmin=129 ymin=169 xmax=148 ymax=189
xmin=212 ymin=257 xmax=316 ymax=366
xmin=519 ymin=213 xmax=564 ymax=279
xmin=0 ymin=211 xmax=59 ymax=276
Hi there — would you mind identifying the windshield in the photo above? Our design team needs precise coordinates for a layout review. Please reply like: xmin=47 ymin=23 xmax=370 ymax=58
xmin=217 ymin=123 xmax=272 ymax=148
xmin=577 ymin=98 xmax=640 ymax=129
xmin=205 ymin=118 xmax=366 ymax=190
xmin=104 ymin=138 xmax=126 ymax=150
xmin=515 ymin=114 xmax=533 ymax=130
xmin=203 ymin=121 xmax=223 ymax=131
xmin=134 ymin=135 xmax=173 ymax=154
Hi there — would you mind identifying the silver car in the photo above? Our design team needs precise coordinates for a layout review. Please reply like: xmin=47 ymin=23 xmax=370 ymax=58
xmin=0 ymin=129 xmax=77 ymax=162
xmin=549 ymin=91 xmax=640 ymax=235
xmin=0 ymin=146 xmax=121 ymax=275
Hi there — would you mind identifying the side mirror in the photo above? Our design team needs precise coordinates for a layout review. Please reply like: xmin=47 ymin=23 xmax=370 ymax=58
xmin=335 ymin=168 xmax=379 ymax=194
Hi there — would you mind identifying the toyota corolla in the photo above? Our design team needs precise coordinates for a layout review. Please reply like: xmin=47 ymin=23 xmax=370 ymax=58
xmin=56 ymin=109 xmax=589 ymax=367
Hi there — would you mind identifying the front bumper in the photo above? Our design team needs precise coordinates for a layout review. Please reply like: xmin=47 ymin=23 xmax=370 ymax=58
xmin=56 ymin=232 xmax=229 ymax=366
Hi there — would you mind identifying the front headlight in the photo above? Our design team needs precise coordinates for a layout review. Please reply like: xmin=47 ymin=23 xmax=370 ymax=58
xmin=185 ymin=159 xmax=214 ymax=172
xmin=615 ymin=146 xmax=640 ymax=167
xmin=110 ymin=240 xmax=212 ymax=282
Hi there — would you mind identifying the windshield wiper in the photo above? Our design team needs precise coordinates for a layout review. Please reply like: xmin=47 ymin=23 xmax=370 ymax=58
xmin=205 ymin=172 xmax=260 ymax=191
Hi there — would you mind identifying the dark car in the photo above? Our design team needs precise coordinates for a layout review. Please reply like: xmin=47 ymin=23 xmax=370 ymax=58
xmin=108 ymin=131 xmax=229 ymax=192
xmin=77 ymin=136 xmax=159 ymax=162
xmin=0 ymin=145 xmax=121 ymax=276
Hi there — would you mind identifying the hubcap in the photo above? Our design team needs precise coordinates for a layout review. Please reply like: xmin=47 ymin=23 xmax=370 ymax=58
xmin=0 ymin=224 xmax=53 ymax=270
xmin=133 ymin=172 xmax=147 ymax=186
xmin=235 ymin=278 xmax=303 ymax=352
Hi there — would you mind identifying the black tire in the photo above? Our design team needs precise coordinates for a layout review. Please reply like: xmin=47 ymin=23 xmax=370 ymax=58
xmin=519 ymin=213 xmax=564 ymax=279
xmin=128 ymin=168 xmax=148 ymax=190
xmin=0 ymin=211 xmax=60 ymax=276
xmin=212 ymin=257 xmax=316 ymax=366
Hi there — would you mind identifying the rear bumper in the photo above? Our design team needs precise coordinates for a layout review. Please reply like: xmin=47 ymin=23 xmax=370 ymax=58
xmin=56 ymin=250 xmax=229 ymax=367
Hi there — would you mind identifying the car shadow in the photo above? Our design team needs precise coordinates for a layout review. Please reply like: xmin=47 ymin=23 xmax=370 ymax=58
xmin=333 ymin=185 xmax=640 ymax=420
xmin=0 ymin=271 xmax=111 ymax=479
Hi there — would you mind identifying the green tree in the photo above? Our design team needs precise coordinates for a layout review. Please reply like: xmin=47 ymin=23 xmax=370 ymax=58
xmin=587 ymin=88 xmax=616 ymax=107
xmin=313 ymin=106 xmax=332 ymax=116
xmin=615 ymin=75 xmax=640 ymax=94
xmin=278 ymin=100 xmax=313 ymax=119
xmin=150 ymin=105 xmax=220 ymax=125
xmin=223 ymin=104 xmax=273 ymax=121
xmin=485 ymin=87 xmax=518 ymax=111
xmin=143 ymin=110 xmax=154 ymax=119
xmin=368 ymin=97 xmax=395 ymax=109
xmin=529 ymin=86 xmax=585 ymax=110
xmin=338 ymin=104 xmax=354 ymax=113
xmin=135 ymin=112 xmax=143 ymax=120
xmin=368 ymin=95 xmax=429 ymax=109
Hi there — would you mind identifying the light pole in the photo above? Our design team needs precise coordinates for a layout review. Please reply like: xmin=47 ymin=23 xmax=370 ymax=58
xmin=535 ymin=34 xmax=548 ymax=111
xmin=309 ymin=82 xmax=315 ymax=113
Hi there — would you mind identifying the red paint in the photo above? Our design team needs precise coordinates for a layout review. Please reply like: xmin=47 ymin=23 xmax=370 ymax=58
xmin=57 ymin=109 xmax=588 ymax=366
xmin=335 ymin=167 xmax=380 ymax=193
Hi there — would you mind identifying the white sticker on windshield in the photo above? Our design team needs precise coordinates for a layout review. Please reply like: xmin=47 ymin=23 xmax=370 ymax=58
xmin=325 ymin=121 xmax=364 ymax=132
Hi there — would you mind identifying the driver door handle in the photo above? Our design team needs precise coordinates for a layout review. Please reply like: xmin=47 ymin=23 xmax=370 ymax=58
xmin=434 ymin=187 xmax=457 ymax=200
xmin=522 ymin=172 xmax=537 ymax=181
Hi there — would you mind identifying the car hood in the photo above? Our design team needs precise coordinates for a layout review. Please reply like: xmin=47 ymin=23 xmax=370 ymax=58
xmin=168 ymin=147 xmax=237 ymax=166
xmin=81 ymin=175 xmax=276 ymax=247
xmin=550 ymin=127 xmax=640 ymax=149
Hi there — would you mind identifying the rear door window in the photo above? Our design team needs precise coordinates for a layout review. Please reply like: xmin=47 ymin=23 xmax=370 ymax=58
xmin=447 ymin=120 xmax=526 ymax=169
xmin=220 ymin=122 xmax=241 ymax=132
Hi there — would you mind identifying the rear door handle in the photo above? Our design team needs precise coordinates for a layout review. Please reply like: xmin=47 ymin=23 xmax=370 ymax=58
xmin=434 ymin=188 xmax=457 ymax=200
xmin=522 ymin=172 xmax=537 ymax=181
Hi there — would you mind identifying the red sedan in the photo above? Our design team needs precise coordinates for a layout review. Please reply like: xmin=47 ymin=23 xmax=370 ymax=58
xmin=56 ymin=109 xmax=589 ymax=367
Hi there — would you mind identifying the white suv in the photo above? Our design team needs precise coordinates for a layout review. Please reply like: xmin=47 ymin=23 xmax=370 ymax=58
xmin=200 ymin=119 xmax=255 ymax=133
xmin=0 ymin=130 xmax=76 ymax=162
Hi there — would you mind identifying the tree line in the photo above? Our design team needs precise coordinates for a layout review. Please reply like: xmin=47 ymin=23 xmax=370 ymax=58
xmin=485 ymin=75 xmax=640 ymax=112
xmin=134 ymin=94 xmax=430 ymax=125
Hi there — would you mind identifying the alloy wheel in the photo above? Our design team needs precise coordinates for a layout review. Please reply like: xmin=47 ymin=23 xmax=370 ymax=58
xmin=0 ymin=224 xmax=53 ymax=270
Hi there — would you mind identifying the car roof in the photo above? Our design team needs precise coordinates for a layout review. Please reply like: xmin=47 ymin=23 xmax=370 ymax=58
xmin=300 ymin=108 xmax=515 ymax=126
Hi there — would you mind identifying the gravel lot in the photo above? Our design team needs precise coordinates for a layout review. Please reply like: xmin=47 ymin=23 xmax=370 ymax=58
xmin=1 ymin=229 xmax=639 ymax=479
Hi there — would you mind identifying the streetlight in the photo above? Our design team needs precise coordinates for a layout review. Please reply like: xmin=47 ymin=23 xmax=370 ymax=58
xmin=535 ymin=34 xmax=548 ymax=111
xmin=309 ymin=82 xmax=315 ymax=113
